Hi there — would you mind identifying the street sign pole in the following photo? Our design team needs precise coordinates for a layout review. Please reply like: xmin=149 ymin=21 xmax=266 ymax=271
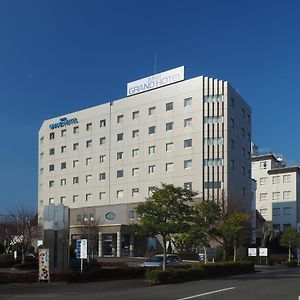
xmin=81 ymin=258 xmax=83 ymax=275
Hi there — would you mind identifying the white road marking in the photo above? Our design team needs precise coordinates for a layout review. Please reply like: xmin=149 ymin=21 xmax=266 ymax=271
xmin=176 ymin=287 xmax=236 ymax=300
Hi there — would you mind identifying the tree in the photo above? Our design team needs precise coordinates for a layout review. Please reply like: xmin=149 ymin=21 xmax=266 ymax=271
xmin=280 ymin=227 xmax=300 ymax=262
xmin=190 ymin=200 xmax=222 ymax=263
xmin=261 ymin=221 xmax=280 ymax=248
xmin=136 ymin=183 xmax=196 ymax=270
xmin=219 ymin=212 xmax=250 ymax=261
xmin=0 ymin=215 xmax=17 ymax=254
xmin=9 ymin=208 xmax=38 ymax=263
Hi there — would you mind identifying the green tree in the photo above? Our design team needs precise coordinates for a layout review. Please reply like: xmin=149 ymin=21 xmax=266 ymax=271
xmin=261 ymin=221 xmax=279 ymax=248
xmin=135 ymin=183 xmax=196 ymax=270
xmin=190 ymin=200 xmax=221 ymax=263
xmin=280 ymin=227 xmax=300 ymax=262
xmin=219 ymin=212 xmax=250 ymax=261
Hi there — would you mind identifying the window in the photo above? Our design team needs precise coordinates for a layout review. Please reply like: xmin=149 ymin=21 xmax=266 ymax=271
xmin=73 ymin=177 xmax=79 ymax=184
xmin=184 ymin=97 xmax=192 ymax=107
xmin=283 ymin=174 xmax=291 ymax=183
xmin=166 ymin=162 xmax=174 ymax=172
xmin=166 ymin=142 xmax=174 ymax=152
xmin=204 ymin=137 xmax=224 ymax=145
xmin=132 ymin=188 xmax=139 ymax=197
xmin=61 ymin=162 xmax=66 ymax=169
xmin=61 ymin=178 xmax=66 ymax=186
xmin=73 ymin=160 xmax=79 ymax=168
xmin=242 ymin=108 xmax=245 ymax=119
xmin=184 ymin=118 xmax=192 ymax=128
xmin=260 ymin=193 xmax=267 ymax=201
xmin=272 ymin=192 xmax=280 ymax=200
xmin=132 ymin=167 xmax=139 ymax=176
xmin=148 ymin=186 xmax=155 ymax=196
xmin=99 ymin=155 xmax=106 ymax=163
xmin=86 ymin=157 xmax=92 ymax=166
xmin=49 ymin=198 xmax=55 ymax=204
xmin=73 ymin=195 xmax=78 ymax=203
xmin=204 ymin=182 xmax=223 ymax=189
xmin=273 ymin=224 xmax=280 ymax=230
xmin=242 ymin=187 xmax=246 ymax=196
xmin=204 ymin=95 xmax=224 ymax=103
xmin=204 ymin=159 xmax=223 ymax=166
xmin=117 ymin=190 xmax=124 ymax=198
xmin=283 ymin=224 xmax=291 ymax=230
xmin=132 ymin=148 xmax=139 ymax=157
xmin=99 ymin=192 xmax=105 ymax=200
xmin=260 ymin=177 xmax=267 ymax=185
xmin=86 ymin=175 xmax=92 ymax=183
xmin=49 ymin=164 xmax=54 ymax=172
xmin=132 ymin=129 xmax=139 ymax=138
xmin=129 ymin=210 xmax=135 ymax=219
xmin=100 ymin=137 xmax=106 ymax=145
xmin=283 ymin=207 xmax=292 ymax=215
xmin=148 ymin=126 xmax=156 ymax=135
xmin=117 ymin=115 xmax=124 ymax=123
xmin=272 ymin=208 xmax=280 ymax=216
xmin=86 ymin=123 xmax=92 ymax=131
xmin=184 ymin=139 xmax=192 ymax=148
xmin=148 ymin=145 xmax=156 ymax=155
xmin=60 ymin=196 xmax=65 ymax=204
xmin=117 ymin=170 xmax=124 ymax=178
xmin=73 ymin=143 xmax=79 ymax=150
xmin=117 ymin=133 xmax=124 ymax=141
xmin=241 ymin=147 xmax=245 ymax=157
xmin=260 ymin=161 xmax=267 ymax=169
xmin=61 ymin=129 xmax=66 ymax=137
xmin=99 ymin=173 xmax=106 ymax=181
xmin=204 ymin=116 xmax=224 ymax=123
xmin=260 ymin=208 xmax=268 ymax=217
xmin=184 ymin=159 xmax=192 ymax=169
xmin=49 ymin=148 xmax=55 ymax=155
xmin=148 ymin=165 xmax=156 ymax=174
xmin=50 ymin=132 xmax=55 ymax=140
xmin=86 ymin=193 xmax=92 ymax=201
xmin=166 ymin=102 xmax=173 ymax=111
xmin=61 ymin=145 xmax=66 ymax=153
xmin=86 ymin=140 xmax=92 ymax=148
xmin=231 ymin=139 xmax=235 ymax=149
xmin=231 ymin=118 xmax=234 ymax=128
xmin=242 ymin=128 xmax=245 ymax=137
xmin=166 ymin=122 xmax=173 ymax=131
xmin=100 ymin=119 xmax=106 ymax=127
xmin=49 ymin=180 xmax=54 ymax=188
xmin=231 ymin=97 xmax=235 ymax=107
xmin=184 ymin=182 xmax=192 ymax=190
xmin=40 ymin=136 xmax=44 ymax=144
xmin=117 ymin=152 xmax=123 ymax=160
xmin=77 ymin=215 xmax=82 ymax=223
xmin=148 ymin=106 xmax=156 ymax=115
xmin=231 ymin=160 xmax=235 ymax=169
xmin=272 ymin=176 xmax=280 ymax=184
xmin=283 ymin=191 xmax=291 ymax=200
xmin=132 ymin=111 xmax=139 ymax=119
xmin=73 ymin=126 xmax=79 ymax=134
xmin=40 ymin=152 xmax=44 ymax=159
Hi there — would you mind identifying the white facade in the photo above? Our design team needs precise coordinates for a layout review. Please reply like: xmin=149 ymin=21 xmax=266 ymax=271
xmin=252 ymin=154 xmax=300 ymax=231
xmin=38 ymin=69 xmax=252 ymax=256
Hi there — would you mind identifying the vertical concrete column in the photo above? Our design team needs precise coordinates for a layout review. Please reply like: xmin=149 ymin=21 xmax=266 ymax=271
xmin=117 ymin=231 xmax=121 ymax=257
xmin=129 ymin=234 xmax=134 ymax=257
xmin=98 ymin=232 xmax=102 ymax=257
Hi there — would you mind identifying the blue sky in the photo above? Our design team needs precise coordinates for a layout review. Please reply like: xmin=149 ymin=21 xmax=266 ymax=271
xmin=0 ymin=0 xmax=300 ymax=213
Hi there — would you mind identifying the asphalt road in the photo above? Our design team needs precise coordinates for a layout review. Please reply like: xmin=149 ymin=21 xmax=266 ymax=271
xmin=1 ymin=266 xmax=300 ymax=300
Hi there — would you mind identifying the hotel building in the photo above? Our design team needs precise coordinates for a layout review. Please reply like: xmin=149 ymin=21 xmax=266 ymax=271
xmin=38 ymin=67 xmax=252 ymax=256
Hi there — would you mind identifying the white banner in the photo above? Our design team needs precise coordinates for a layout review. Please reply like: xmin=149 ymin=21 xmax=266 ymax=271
xmin=127 ymin=66 xmax=184 ymax=96
xmin=39 ymin=248 xmax=50 ymax=281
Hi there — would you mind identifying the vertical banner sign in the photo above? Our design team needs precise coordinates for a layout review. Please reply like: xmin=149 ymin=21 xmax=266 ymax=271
xmin=39 ymin=248 xmax=50 ymax=281
xmin=80 ymin=239 xmax=88 ymax=259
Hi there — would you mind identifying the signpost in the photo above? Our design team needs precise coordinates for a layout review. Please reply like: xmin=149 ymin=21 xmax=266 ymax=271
xmin=259 ymin=247 xmax=268 ymax=266
xmin=76 ymin=239 xmax=88 ymax=274
xmin=248 ymin=248 xmax=257 ymax=257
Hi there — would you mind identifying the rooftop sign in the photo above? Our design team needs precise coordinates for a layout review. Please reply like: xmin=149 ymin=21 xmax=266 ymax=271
xmin=127 ymin=66 xmax=184 ymax=96
xmin=49 ymin=117 xmax=78 ymax=130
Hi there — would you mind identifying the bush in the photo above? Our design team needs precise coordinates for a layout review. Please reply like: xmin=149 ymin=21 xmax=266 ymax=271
xmin=0 ymin=271 xmax=38 ymax=284
xmin=145 ymin=261 xmax=254 ymax=284
xmin=281 ymin=260 xmax=298 ymax=267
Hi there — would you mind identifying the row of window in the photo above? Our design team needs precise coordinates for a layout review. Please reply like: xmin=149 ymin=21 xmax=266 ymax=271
xmin=259 ymin=174 xmax=291 ymax=185
xmin=259 ymin=191 xmax=292 ymax=201
xmin=260 ymin=207 xmax=292 ymax=217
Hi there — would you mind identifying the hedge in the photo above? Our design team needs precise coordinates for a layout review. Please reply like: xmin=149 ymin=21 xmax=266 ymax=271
xmin=145 ymin=261 xmax=255 ymax=284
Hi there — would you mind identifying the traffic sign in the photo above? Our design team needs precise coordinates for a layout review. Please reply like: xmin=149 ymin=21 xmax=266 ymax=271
xmin=248 ymin=248 xmax=257 ymax=257
xmin=76 ymin=239 xmax=88 ymax=259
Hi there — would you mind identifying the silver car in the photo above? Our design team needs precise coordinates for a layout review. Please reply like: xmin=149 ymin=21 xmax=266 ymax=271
xmin=141 ymin=254 xmax=182 ymax=267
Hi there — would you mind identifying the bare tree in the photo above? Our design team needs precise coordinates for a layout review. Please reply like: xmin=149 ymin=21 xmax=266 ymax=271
xmin=9 ymin=208 xmax=38 ymax=263
xmin=0 ymin=215 xmax=17 ymax=254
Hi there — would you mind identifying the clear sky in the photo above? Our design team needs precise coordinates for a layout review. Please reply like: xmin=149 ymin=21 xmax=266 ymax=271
xmin=1 ymin=0 xmax=300 ymax=213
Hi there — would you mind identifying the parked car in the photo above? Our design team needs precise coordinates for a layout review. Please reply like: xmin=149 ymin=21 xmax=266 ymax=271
xmin=141 ymin=254 xmax=182 ymax=267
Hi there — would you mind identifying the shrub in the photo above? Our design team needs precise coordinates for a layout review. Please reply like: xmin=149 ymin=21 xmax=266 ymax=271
xmin=281 ymin=260 xmax=298 ymax=267
xmin=0 ymin=271 xmax=37 ymax=284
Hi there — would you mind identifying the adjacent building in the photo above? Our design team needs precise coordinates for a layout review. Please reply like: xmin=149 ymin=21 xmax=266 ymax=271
xmin=38 ymin=66 xmax=252 ymax=256
xmin=252 ymin=152 xmax=300 ymax=231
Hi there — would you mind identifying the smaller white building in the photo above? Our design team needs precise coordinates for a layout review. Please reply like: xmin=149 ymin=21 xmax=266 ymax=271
xmin=252 ymin=154 xmax=300 ymax=231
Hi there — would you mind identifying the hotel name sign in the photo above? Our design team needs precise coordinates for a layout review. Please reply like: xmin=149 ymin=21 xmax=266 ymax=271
xmin=127 ymin=66 xmax=185 ymax=96
xmin=49 ymin=117 xmax=78 ymax=130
